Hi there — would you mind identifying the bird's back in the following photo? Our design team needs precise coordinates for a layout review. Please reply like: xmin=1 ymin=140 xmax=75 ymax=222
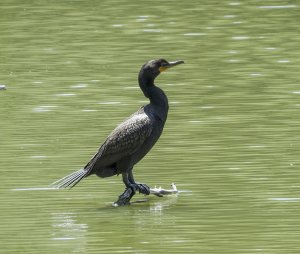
xmin=84 ymin=105 xmax=165 ymax=177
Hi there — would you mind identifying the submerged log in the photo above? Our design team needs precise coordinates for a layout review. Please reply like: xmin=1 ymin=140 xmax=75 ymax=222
xmin=113 ymin=183 xmax=178 ymax=206
xmin=150 ymin=183 xmax=178 ymax=197
xmin=0 ymin=85 xmax=6 ymax=90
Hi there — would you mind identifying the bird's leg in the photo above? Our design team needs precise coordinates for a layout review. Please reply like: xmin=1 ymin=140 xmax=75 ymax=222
xmin=114 ymin=172 xmax=136 ymax=206
xmin=114 ymin=170 xmax=150 ymax=206
xmin=128 ymin=170 xmax=150 ymax=196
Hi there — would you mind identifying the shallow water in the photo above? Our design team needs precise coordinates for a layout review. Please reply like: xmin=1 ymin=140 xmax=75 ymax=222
xmin=1 ymin=1 xmax=300 ymax=253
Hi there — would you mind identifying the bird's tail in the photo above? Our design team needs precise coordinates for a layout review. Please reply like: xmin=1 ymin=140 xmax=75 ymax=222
xmin=50 ymin=168 xmax=88 ymax=189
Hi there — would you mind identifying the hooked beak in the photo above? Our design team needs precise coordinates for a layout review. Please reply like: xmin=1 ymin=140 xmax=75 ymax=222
xmin=159 ymin=60 xmax=184 ymax=72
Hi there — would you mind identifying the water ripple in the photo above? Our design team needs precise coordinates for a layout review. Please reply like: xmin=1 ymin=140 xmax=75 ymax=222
xmin=32 ymin=105 xmax=58 ymax=112
xmin=70 ymin=84 xmax=88 ymax=88
xmin=55 ymin=93 xmax=76 ymax=97
xmin=258 ymin=5 xmax=296 ymax=9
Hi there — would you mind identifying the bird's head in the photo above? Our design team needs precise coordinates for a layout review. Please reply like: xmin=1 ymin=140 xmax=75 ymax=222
xmin=139 ymin=59 xmax=184 ymax=81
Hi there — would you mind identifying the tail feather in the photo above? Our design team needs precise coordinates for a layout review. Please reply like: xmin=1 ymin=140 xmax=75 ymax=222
xmin=50 ymin=168 xmax=88 ymax=189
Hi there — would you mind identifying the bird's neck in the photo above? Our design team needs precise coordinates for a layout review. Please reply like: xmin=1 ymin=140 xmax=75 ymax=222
xmin=139 ymin=76 xmax=169 ymax=119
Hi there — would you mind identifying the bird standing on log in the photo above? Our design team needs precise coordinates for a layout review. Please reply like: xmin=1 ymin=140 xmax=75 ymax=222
xmin=51 ymin=59 xmax=184 ymax=205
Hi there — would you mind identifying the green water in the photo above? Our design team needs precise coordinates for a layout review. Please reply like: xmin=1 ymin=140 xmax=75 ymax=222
xmin=1 ymin=0 xmax=300 ymax=253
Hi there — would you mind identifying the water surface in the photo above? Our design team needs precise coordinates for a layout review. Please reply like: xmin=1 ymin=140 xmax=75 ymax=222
xmin=1 ymin=1 xmax=300 ymax=253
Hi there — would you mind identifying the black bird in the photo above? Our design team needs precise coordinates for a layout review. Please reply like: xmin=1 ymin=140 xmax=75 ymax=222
xmin=51 ymin=59 xmax=184 ymax=205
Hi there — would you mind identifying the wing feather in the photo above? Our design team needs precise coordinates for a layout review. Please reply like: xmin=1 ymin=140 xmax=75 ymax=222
xmin=85 ymin=112 xmax=153 ymax=170
xmin=103 ymin=113 xmax=153 ymax=155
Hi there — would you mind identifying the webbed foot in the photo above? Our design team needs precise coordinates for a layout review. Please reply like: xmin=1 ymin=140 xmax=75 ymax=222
xmin=114 ymin=186 xmax=136 ymax=206
xmin=114 ymin=183 xmax=150 ymax=206
xmin=135 ymin=183 xmax=150 ymax=195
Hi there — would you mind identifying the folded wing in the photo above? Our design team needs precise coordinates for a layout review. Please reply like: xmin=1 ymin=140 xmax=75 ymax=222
xmin=84 ymin=112 xmax=154 ymax=174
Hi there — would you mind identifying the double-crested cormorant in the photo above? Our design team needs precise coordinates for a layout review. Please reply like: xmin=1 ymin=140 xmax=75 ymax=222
xmin=51 ymin=59 xmax=184 ymax=205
